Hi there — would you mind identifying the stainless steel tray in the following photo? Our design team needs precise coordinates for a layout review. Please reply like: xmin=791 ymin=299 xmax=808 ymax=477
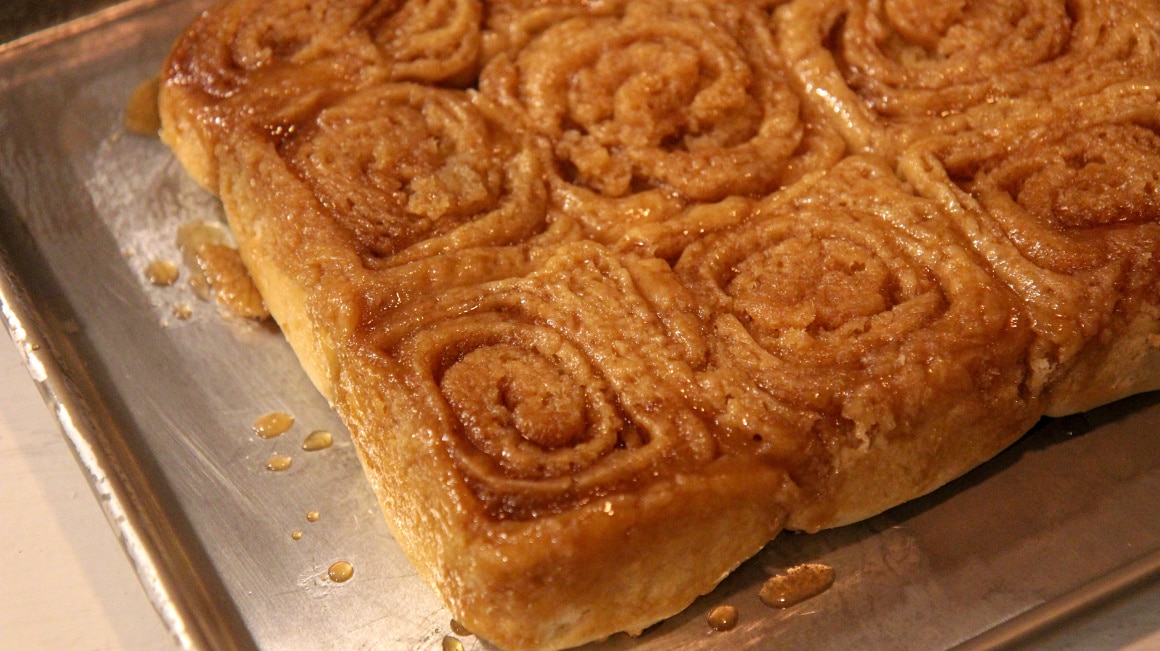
xmin=1 ymin=2 xmax=1157 ymax=649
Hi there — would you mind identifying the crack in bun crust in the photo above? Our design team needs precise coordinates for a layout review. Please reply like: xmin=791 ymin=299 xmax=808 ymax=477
xmin=159 ymin=0 xmax=1160 ymax=649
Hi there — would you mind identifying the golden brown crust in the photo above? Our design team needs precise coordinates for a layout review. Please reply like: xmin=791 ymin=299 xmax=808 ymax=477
xmin=899 ymin=82 xmax=1160 ymax=398
xmin=778 ymin=0 xmax=1160 ymax=155
xmin=159 ymin=0 xmax=1160 ymax=649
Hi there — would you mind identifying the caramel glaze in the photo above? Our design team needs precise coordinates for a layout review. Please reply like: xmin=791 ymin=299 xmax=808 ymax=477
xmin=176 ymin=220 xmax=270 ymax=319
xmin=196 ymin=242 xmax=270 ymax=319
xmin=160 ymin=2 xmax=1160 ymax=649
xmin=145 ymin=260 xmax=179 ymax=286
xmin=759 ymin=563 xmax=835 ymax=609
xmin=253 ymin=412 xmax=294 ymax=439
xmin=125 ymin=76 xmax=161 ymax=136
xmin=707 ymin=604 xmax=739 ymax=632
xmin=161 ymin=0 xmax=1160 ymax=529
xmin=327 ymin=560 xmax=354 ymax=583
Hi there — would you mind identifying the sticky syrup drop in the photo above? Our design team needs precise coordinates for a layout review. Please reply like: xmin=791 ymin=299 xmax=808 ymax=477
xmin=124 ymin=76 xmax=161 ymax=135
xmin=328 ymin=561 xmax=354 ymax=583
xmin=145 ymin=260 xmax=179 ymax=286
xmin=707 ymin=604 xmax=738 ymax=632
xmin=450 ymin=619 xmax=472 ymax=636
xmin=176 ymin=220 xmax=230 ymax=302
xmin=759 ymin=563 xmax=835 ymax=609
xmin=253 ymin=412 xmax=294 ymax=439
xmin=302 ymin=430 xmax=333 ymax=451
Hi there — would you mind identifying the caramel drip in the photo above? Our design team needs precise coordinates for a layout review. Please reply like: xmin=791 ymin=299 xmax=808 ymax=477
xmin=145 ymin=260 xmax=179 ymax=286
xmin=175 ymin=220 xmax=269 ymax=319
xmin=707 ymin=604 xmax=739 ymax=632
xmin=176 ymin=220 xmax=232 ymax=294
xmin=759 ymin=563 xmax=835 ymax=608
xmin=327 ymin=560 xmax=354 ymax=583
xmin=449 ymin=619 xmax=472 ymax=636
xmin=125 ymin=76 xmax=161 ymax=135
xmin=253 ymin=412 xmax=294 ymax=438
xmin=196 ymin=243 xmax=270 ymax=320
xmin=302 ymin=430 xmax=334 ymax=451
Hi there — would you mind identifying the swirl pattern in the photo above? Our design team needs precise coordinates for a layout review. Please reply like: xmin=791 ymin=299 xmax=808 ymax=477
xmin=160 ymin=2 xmax=1160 ymax=646
xmin=676 ymin=158 xmax=1032 ymax=445
xmin=164 ymin=0 xmax=1160 ymax=524
xmin=367 ymin=244 xmax=715 ymax=519
xmin=169 ymin=0 xmax=481 ymax=95
xmin=778 ymin=0 xmax=1160 ymax=152
xmin=900 ymin=83 xmax=1160 ymax=390
xmin=478 ymin=0 xmax=844 ymax=247
xmin=276 ymin=83 xmax=552 ymax=268
xmin=161 ymin=0 xmax=484 ymax=189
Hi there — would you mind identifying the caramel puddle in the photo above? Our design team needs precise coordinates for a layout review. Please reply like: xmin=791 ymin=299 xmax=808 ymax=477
xmin=759 ymin=563 xmax=835 ymax=608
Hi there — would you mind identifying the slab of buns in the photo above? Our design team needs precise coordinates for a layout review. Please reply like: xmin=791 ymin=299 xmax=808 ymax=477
xmin=158 ymin=0 xmax=1160 ymax=648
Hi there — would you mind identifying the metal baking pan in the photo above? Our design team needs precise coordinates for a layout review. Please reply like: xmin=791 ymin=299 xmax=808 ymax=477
xmin=1 ymin=1 xmax=1157 ymax=649
xmin=0 ymin=0 xmax=123 ymax=43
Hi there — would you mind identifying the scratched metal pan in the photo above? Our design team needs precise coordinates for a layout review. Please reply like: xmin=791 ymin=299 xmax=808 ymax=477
xmin=0 ymin=1 xmax=1158 ymax=649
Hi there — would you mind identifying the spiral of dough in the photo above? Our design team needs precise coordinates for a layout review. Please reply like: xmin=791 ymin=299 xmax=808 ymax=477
xmin=160 ymin=2 xmax=1160 ymax=645
xmin=677 ymin=158 xmax=1028 ymax=438
xmin=479 ymin=0 xmax=843 ymax=246
xmin=169 ymin=0 xmax=482 ymax=95
xmin=777 ymin=0 xmax=1160 ymax=151
xmin=900 ymin=84 xmax=1160 ymax=386
xmin=277 ymin=83 xmax=551 ymax=269
xmin=162 ymin=0 xmax=487 ymax=190
xmin=972 ymin=123 xmax=1160 ymax=261
xmin=372 ymin=244 xmax=716 ymax=519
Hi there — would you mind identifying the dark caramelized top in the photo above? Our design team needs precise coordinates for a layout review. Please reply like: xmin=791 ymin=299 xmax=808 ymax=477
xmin=161 ymin=0 xmax=1160 ymax=521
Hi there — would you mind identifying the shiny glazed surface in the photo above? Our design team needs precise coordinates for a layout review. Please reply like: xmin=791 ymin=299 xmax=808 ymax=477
xmin=0 ymin=0 xmax=1155 ymax=645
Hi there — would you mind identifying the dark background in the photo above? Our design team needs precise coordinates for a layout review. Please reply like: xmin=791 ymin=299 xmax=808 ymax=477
xmin=0 ymin=0 xmax=124 ymax=43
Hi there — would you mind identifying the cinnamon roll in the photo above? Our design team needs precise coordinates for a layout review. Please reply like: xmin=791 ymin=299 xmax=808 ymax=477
xmin=676 ymin=157 xmax=1039 ymax=527
xmin=157 ymin=1 xmax=1160 ymax=649
xmin=778 ymin=0 xmax=1160 ymax=153
xmin=161 ymin=0 xmax=483 ymax=189
xmin=479 ymin=0 xmax=845 ymax=247
xmin=367 ymin=244 xmax=718 ymax=520
xmin=276 ymin=83 xmax=554 ymax=267
xmin=900 ymin=82 xmax=1160 ymax=406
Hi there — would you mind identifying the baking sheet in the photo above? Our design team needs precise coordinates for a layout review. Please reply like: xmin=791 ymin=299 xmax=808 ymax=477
xmin=0 ymin=1 xmax=1157 ymax=649
xmin=0 ymin=0 xmax=123 ymax=43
